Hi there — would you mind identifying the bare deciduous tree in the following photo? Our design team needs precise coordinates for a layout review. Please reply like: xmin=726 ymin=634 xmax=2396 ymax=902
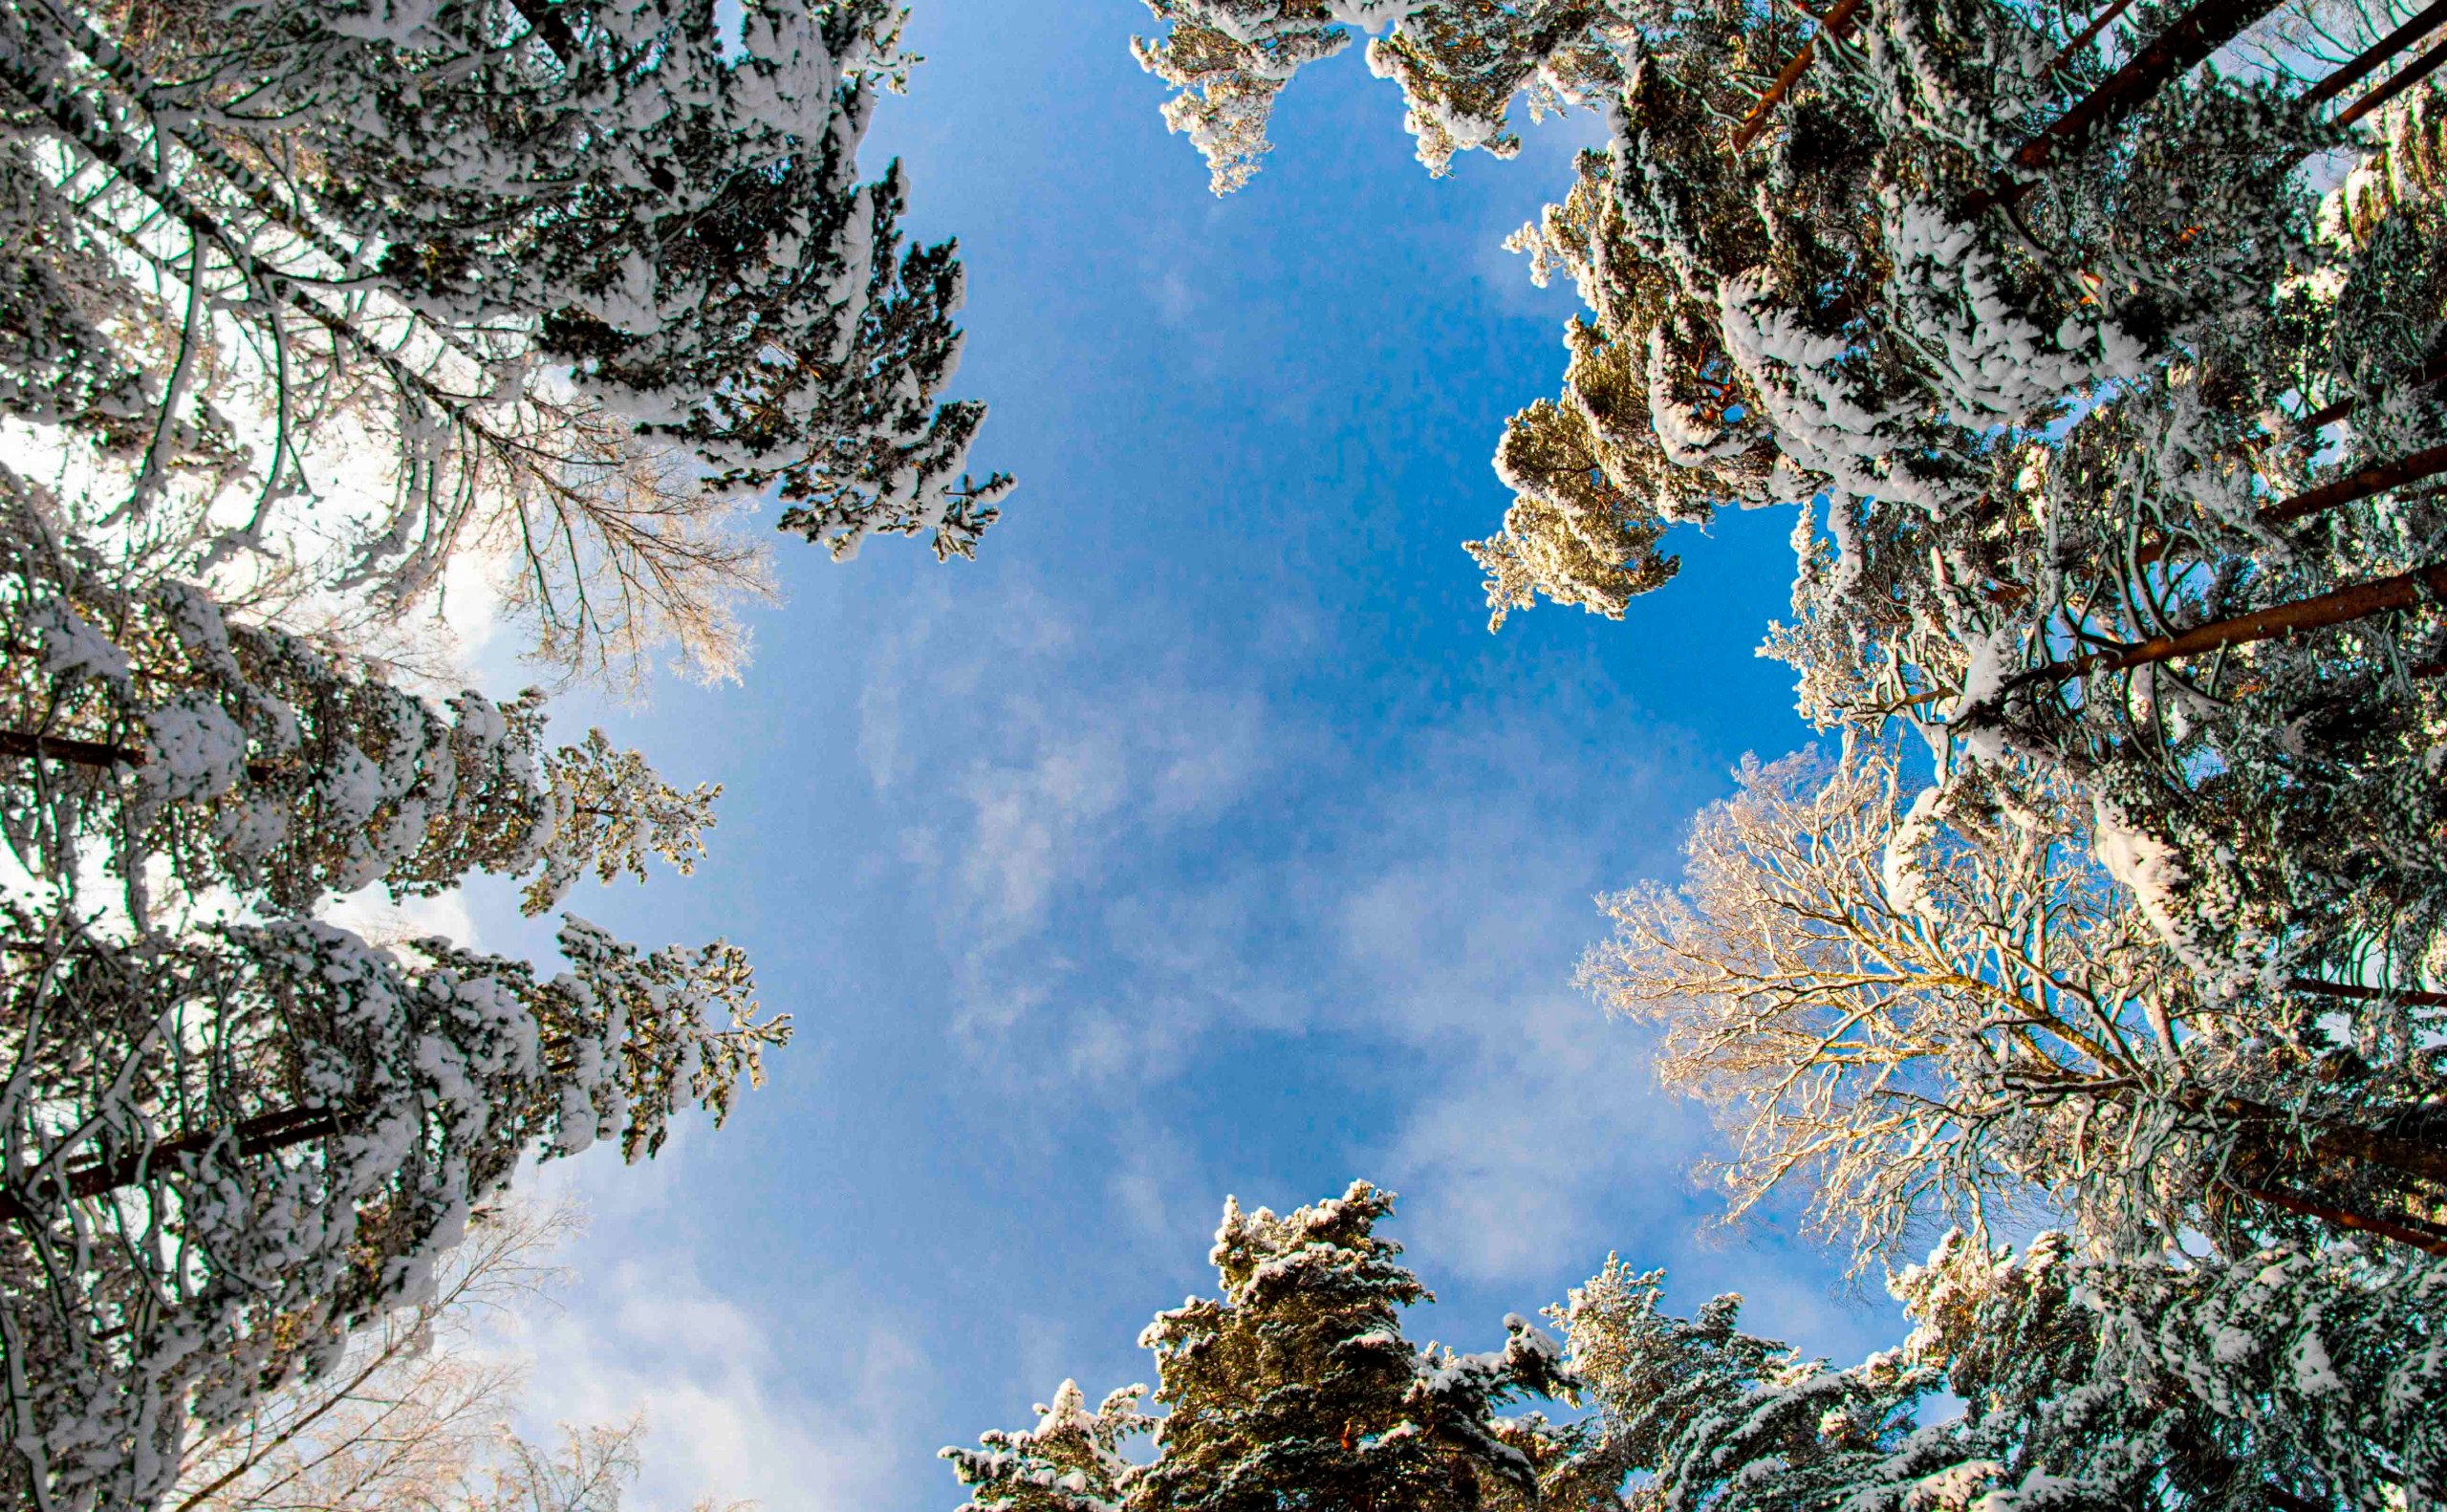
xmin=1583 ymin=740 xmax=2447 ymax=1267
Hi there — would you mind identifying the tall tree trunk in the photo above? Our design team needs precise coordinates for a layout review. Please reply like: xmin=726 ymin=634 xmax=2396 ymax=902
xmin=2337 ymin=26 xmax=2447 ymax=125
xmin=2302 ymin=0 xmax=2447 ymax=105
xmin=1960 ymin=0 xmax=2285 ymax=215
xmin=2240 ymin=1177 xmax=2447 ymax=1256
xmin=1 ymin=1104 xmax=338 ymax=1224
xmin=2046 ymin=0 xmax=2140 ymax=76
xmin=1729 ymin=0 xmax=1864 ymax=150
xmin=2263 ymin=443 xmax=2447 ymax=526
xmin=2021 ymin=559 xmax=2447 ymax=686
xmin=2203 ymin=1090 xmax=2447 ymax=1187
xmin=2290 ymin=975 xmax=2447 ymax=1008
xmin=0 ymin=729 xmax=141 ymax=768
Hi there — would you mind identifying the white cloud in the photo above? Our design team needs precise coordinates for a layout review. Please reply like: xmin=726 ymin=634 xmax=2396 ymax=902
xmin=487 ymin=1230 xmax=925 ymax=1512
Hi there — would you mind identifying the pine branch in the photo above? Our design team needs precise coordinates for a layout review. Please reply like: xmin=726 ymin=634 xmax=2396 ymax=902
xmin=1959 ymin=0 xmax=2284 ymax=216
xmin=2337 ymin=25 xmax=2447 ymax=125
xmin=1728 ymin=0 xmax=1863 ymax=151
xmin=2288 ymin=975 xmax=2447 ymax=1008
xmin=2009 ymin=559 xmax=2447 ymax=689
xmin=2261 ymin=444 xmax=2447 ymax=526
xmin=1 ymin=1104 xmax=338 ymax=1225
xmin=2238 ymin=1178 xmax=2447 ymax=1256
xmin=0 ymin=728 xmax=142 ymax=768
xmin=2301 ymin=0 xmax=2447 ymax=105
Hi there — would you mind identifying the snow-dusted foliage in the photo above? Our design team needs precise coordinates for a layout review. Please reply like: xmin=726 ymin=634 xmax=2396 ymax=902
xmin=0 ymin=386 xmax=772 ymax=1512
xmin=1132 ymin=1 xmax=1635 ymax=193
xmin=1169 ymin=0 xmax=2447 ymax=999
xmin=0 ymin=487 xmax=716 ymax=924
xmin=0 ymin=906 xmax=784 ymax=1511
xmin=1588 ymin=735 xmax=2447 ymax=1270
xmin=0 ymin=0 xmax=1007 ymax=685
xmin=1541 ymin=1226 xmax=2435 ymax=1509
xmin=942 ymin=1182 xmax=2442 ymax=1512
xmin=944 ymin=1181 xmax=1578 ymax=1512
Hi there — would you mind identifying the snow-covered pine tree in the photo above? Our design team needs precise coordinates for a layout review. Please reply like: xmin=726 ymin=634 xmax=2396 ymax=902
xmin=0 ymin=907 xmax=785 ymax=1512
xmin=0 ymin=485 xmax=715 ymax=924
xmin=1549 ymin=1230 xmax=2416 ymax=1510
xmin=1133 ymin=2 xmax=1641 ymax=194
xmin=1 ymin=0 xmax=1007 ymax=683
xmin=944 ymin=1181 xmax=1579 ymax=1512
xmin=1142 ymin=0 xmax=2447 ymax=997
xmin=950 ymin=1182 xmax=2433 ymax=1511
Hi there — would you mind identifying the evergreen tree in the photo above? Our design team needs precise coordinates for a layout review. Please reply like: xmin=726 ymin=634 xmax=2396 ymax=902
xmin=943 ymin=1181 xmax=2438 ymax=1512
xmin=944 ymin=1181 xmax=1577 ymax=1512
xmin=0 ymin=486 xmax=715 ymax=924
xmin=0 ymin=907 xmax=784 ymax=1512
xmin=1130 ymin=0 xmax=2447 ymax=995
xmin=2 ymin=0 xmax=1009 ymax=683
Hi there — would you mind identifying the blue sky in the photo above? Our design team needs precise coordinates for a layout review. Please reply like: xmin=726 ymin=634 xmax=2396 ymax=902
xmin=443 ymin=4 xmax=1910 ymax=1505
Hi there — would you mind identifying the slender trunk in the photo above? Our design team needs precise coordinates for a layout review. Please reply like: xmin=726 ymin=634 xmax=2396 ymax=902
xmin=2289 ymin=974 xmax=2447 ymax=1008
xmin=2046 ymin=0 xmax=2140 ymax=77
xmin=503 ymin=0 xmax=580 ymax=65
xmin=2209 ymin=1091 xmax=2447 ymax=1187
xmin=2292 ymin=354 xmax=2447 ymax=437
xmin=2262 ymin=443 xmax=2447 ymax=526
xmin=1 ymin=1105 xmax=337 ymax=1224
xmin=2302 ymin=0 xmax=2447 ymax=104
xmin=2 ymin=726 xmax=284 ymax=783
xmin=2338 ymin=27 xmax=2447 ymax=125
xmin=1960 ymin=0 xmax=2284 ymax=215
xmin=1729 ymin=0 xmax=1864 ymax=150
xmin=2020 ymin=559 xmax=2447 ymax=687
xmin=0 ymin=729 xmax=143 ymax=768
xmin=2241 ymin=1178 xmax=2447 ymax=1256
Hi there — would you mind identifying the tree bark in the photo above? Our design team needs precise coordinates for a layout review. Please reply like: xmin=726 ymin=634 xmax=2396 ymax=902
xmin=2292 ymin=353 xmax=2447 ymax=436
xmin=1729 ymin=0 xmax=1864 ymax=150
xmin=1959 ymin=0 xmax=2284 ymax=216
xmin=2205 ymin=1091 xmax=2447 ymax=1188
xmin=1 ymin=1104 xmax=337 ymax=1225
xmin=2338 ymin=27 xmax=2447 ymax=125
xmin=0 ymin=728 xmax=143 ymax=768
xmin=2290 ymin=975 xmax=2447 ymax=1007
xmin=503 ymin=0 xmax=580 ymax=65
xmin=2262 ymin=443 xmax=2447 ymax=526
xmin=2240 ymin=1178 xmax=2447 ymax=1256
xmin=2022 ymin=559 xmax=2447 ymax=687
xmin=2302 ymin=0 xmax=2447 ymax=104
xmin=1 ymin=726 xmax=284 ymax=783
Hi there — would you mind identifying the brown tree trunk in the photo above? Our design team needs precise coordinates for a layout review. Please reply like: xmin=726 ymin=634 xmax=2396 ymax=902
xmin=2289 ymin=975 xmax=2447 ymax=1008
xmin=1960 ymin=0 xmax=2284 ymax=215
xmin=2240 ymin=1178 xmax=2447 ymax=1256
xmin=2302 ymin=0 xmax=2447 ymax=104
xmin=504 ymin=0 xmax=580 ymax=64
xmin=1729 ymin=0 xmax=1864 ymax=150
xmin=0 ymin=728 xmax=143 ymax=768
xmin=2292 ymin=354 xmax=2447 ymax=436
xmin=2046 ymin=0 xmax=2140 ymax=76
xmin=1 ymin=1104 xmax=337 ymax=1225
xmin=2262 ymin=443 xmax=2447 ymax=526
xmin=2338 ymin=27 xmax=2447 ymax=125
xmin=2025 ymin=559 xmax=2447 ymax=686
xmin=2205 ymin=1091 xmax=2447 ymax=1188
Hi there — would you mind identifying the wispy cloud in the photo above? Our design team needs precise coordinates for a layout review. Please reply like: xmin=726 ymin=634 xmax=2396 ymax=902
xmin=487 ymin=1196 xmax=926 ymax=1512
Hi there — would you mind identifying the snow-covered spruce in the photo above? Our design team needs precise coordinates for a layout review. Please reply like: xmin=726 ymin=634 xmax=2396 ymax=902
xmin=0 ymin=491 xmax=718 ymax=924
xmin=0 ymin=0 xmax=1007 ymax=686
xmin=944 ymin=1180 xmax=1577 ymax=1512
xmin=1157 ymin=2 xmax=2447 ymax=1004
xmin=0 ymin=906 xmax=785 ymax=1512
